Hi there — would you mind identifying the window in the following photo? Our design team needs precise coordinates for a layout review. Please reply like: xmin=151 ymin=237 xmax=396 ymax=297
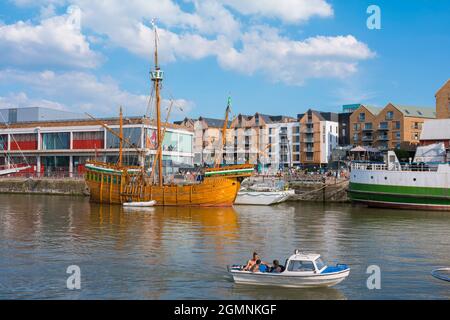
xmin=107 ymin=128 xmax=142 ymax=149
xmin=42 ymin=133 xmax=70 ymax=150
xmin=364 ymin=123 xmax=373 ymax=130
xmin=353 ymin=123 xmax=360 ymax=131
xmin=359 ymin=113 xmax=365 ymax=122
xmin=386 ymin=111 xmax=394 ymax=120
xmin=288 ymin=260 xmax=315 ymax=272
xmin=315 ymin=258 xmax=326 ymax=270
xmin=379 ymin=122 xmax=388 ymax=129
xmin=394 ymin=121 xmax=401 ymax=129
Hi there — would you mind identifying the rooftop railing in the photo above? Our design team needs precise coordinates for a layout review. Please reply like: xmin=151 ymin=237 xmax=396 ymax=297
xmin=351 ymin=162 xmax=445 ymax=172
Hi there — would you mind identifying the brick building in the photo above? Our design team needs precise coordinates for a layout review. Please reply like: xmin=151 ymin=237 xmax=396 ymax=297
xmin=350 ymin=103 xmax=435 ymax=151
xmin=436 ymin=79 xmax=450 ymax=119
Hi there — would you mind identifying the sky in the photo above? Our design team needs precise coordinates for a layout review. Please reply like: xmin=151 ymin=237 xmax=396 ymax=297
xmin=0 ymin=0 xmax=449 ymax=121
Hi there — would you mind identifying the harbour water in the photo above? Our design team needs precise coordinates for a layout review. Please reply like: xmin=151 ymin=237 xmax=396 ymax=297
xmin=0 ymin=194 xmax=449 ymax=300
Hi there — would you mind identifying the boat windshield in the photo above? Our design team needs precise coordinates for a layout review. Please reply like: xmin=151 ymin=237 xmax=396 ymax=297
xmin=288 ymin=260 xmax=315 ymax=272
xmin=315 ymin=258 xmax=326 ymax=270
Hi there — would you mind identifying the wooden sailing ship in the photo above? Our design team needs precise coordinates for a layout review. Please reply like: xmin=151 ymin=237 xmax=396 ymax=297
xmin=84 ymin=24 xmax=254 ymax=207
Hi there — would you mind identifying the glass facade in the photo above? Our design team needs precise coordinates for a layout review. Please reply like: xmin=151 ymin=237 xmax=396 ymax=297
xmin=162 ymin=132 xmax=192 ymax=153
xmin=42 ymin=133 xmax=70 ymax=150
xmin=0 ymin=135 xmax=7 ymax=150
xmin=178 ymin=133 xmax=192 ymax=153
xmin=105 ymin=154 xmax=139 ymax=166
xmin=42 ymin=156 xmax=70 ymax=175
xmin=107 ymin=128 xmax=142 ymax=149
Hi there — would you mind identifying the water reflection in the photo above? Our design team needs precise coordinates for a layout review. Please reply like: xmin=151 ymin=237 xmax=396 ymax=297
xmin=231 ymin=284 xmax=347 ymax=300
xmin=0 ymin=195 xmax=449 ymax=299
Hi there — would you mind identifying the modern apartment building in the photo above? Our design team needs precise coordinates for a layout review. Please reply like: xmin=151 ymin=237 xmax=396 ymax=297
xmin=298 ymin=110 xmax=339 ymax=166
xmin=338 ymin=104 xmax=361 ymax=146
xmin=436 ymin=79 xmax=450 ymax=119
xmin=350 ymin=103 xmax=436 ymax=151
xmin=222 ymin=113 xmax=294 ymax=166
xmin=265 ymin=121 xmax=300 ymax=170
xmin=0 ymin=115 xmax=194 ymax=177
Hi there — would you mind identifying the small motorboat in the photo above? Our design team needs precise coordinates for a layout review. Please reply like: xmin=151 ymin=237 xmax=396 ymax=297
xmin=227 ymin=250 xmax=350 ymax=288
xmin=431 ymin=268 xmax=450 ymax=282
xmin=123 ymin=200 xmax=156 ymax=207
xmin=234 ymin=189 xmax=295 ymax=206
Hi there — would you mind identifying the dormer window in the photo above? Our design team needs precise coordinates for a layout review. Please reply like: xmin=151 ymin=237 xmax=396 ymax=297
xmin=386 ymin=111 xmax=394 ymax=120
xmin=359 ymin=113 xmax=365 ymax=122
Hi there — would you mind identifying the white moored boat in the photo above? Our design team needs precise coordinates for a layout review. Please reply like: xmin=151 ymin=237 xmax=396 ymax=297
xmin=228 ymin=250 xmax=350 ymax=288
xmin=123 ymin=200 xmax=156 ymax=207
xmin=234 ymin=189 xmax=295 ymax=205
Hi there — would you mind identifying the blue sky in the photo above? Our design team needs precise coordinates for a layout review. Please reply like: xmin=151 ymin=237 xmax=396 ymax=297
xmin=0 ymin=0 xmax=449 ymax=120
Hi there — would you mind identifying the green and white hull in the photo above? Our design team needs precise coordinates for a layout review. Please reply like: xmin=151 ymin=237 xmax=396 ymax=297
xmin=349 ymin=164 xmax=450 ymax=211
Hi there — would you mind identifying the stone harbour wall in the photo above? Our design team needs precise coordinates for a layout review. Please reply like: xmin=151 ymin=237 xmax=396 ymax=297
xmin=288 ymin=180 xmax=350 ymax=203
xmin=0 ymin=178 xmax=90 ymax=196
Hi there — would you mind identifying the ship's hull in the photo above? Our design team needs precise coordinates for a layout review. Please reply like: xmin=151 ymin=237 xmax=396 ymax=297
xmin=349 ymin=168 xmax=450 ymax=211
xmin=234 ymin=190 xmax=295 ymax=205
xmin=86 ymin=174 xmax=241 ymax=207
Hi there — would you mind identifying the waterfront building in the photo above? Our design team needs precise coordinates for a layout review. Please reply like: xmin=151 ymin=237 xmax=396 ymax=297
xmin=338 ymin=104 xmax=361 ymax=146
xmin=436 ymin=79 xmax=450 ymax=119
xmin=420 ymin=119 xmax=450 ymax=149
xmin=226 ymin=113 xmax=296 ymax=167
xmin=349 ymin=105 xmax=382 ymax=148
xmin=0 ymin=107 xmax=87 ymax=123
xmin=265 ymin=121 xmax=300 ymax=170
xmin=193 ymin=117 xmax=230 ymax=166
xmin=350 ymin=104 xmax=435 ymax=151
xmin=298 ymin=110 xmax=339 ymax=166
xmin=0 ymin=115 xmax=194 ymax=177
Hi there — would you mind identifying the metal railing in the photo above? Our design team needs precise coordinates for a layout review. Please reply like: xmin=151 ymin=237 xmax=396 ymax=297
xmin=351 ymin=162 xmax=443 ymax=172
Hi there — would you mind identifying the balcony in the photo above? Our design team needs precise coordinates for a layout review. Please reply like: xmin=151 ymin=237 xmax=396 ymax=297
xmin=362 ymin=136 xmax=373 ymax=142
xmin=304 ymin=148 xmax=314 ymax=153
xmin=378 ymin=124 xmax=389 ymax=131
xmin=362 ymin=126 xmax=373 ymax=132
xmin=377 ymin=135 xmax=390 ymax=141
xmin=303 ymin=138 xmax=314 ymax=143
xmin=304 ymin=127 xmax=314 ymax=133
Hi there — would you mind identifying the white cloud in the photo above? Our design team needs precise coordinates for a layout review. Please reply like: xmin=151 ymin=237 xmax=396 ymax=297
xmin=0 ymin=6 xmax=100 ymax=68
xmin=5 ymin=0 xmax=374 ymax=86
xmin=220 ymin=0 xmax=333 ymax=23
xmin=0 ymin=69 xmax=193 ymax=118
xmin=0 ymin=92 xmax=67 ymax=110
xmin=218 ymin=27 xmax=375 ymax=85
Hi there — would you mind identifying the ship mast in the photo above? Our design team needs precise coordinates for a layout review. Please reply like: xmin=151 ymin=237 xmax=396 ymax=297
xmin=119 ymin=106 xmax=123 ymax=167
xmin=151 ymin=22 xmax=164 ymax=186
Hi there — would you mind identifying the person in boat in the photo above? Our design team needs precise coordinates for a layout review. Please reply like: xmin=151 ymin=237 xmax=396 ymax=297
xmin=250 ymin=259 xmax=269 ymax=273
xmin=270 ymin=260 xmax=284 ymax=273
xmin=243 ymin=252 xmax=259 ymax=271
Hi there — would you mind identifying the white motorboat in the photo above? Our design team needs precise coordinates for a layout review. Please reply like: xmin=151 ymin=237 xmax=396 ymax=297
xmin=431 ymin=268 xmax=450 ymax=282
xmin=234 ymin=189 xmax=295 ymax=205
xmin=228 ymin=250 xmax=350 ymax=288
xmin=123 ymin=200 xmax=156 ymax=207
